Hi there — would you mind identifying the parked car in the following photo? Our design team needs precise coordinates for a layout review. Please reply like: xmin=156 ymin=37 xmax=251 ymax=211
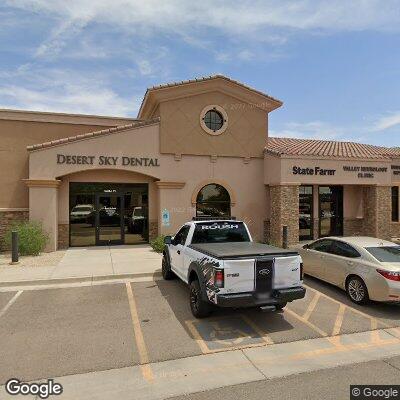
xmin=299 ymin=236 xmax=400 ymax=304
xmin=127 ymin=206 xmax=147 ymax=233
xmin=70 ymin=204 xmax=94 ymax=222
xmin=162 ymin=219 xmax=306 ymax=318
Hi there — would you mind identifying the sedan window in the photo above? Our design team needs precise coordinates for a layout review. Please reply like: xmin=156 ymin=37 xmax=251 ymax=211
xmin=308 ymin=239 xmax=334 ymax=253
xmin=330 ymin=241 xmax=361 ymax=258
xmin=365 ymin=246 xmax=400 ymax=262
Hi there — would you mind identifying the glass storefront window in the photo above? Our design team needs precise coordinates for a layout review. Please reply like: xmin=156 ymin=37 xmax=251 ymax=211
xmin=299 ymin=186 xmax=313 ymax=240
xmin=392 ymin=186 xmax=399 ymax=222
xmin=69 ymin=183 xmax=148 ymax=246
xmin=196 ymin=184 xmax=231 ymax=219
xmin=319 ymin=186 xmax=343 ymax=237
xmin=69 ymin=193 xmax=96 ymax=247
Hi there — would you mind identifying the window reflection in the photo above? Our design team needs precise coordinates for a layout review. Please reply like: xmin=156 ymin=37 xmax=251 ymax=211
xmin=299 ymin=186 xmax=313 ymax=240
xmin=196 ymin=184 xmax=231 ymax=219
xmin=69 ymin=183 xmax=148 ymax=246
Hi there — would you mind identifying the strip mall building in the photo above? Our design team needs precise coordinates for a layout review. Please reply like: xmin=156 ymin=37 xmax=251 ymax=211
xmin=1 ymin=75 xmax=400 ymax=252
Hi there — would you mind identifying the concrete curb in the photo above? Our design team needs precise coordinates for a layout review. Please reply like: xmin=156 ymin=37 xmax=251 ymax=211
xmin=0 ymin=270 xmax=162 ymax=288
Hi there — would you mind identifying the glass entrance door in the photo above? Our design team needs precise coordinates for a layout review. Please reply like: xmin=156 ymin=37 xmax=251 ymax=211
xmin=96 ymin=194 xmax=124 ymax=245
xmin=319 ymin=186 xmax=343 ymax=237
xmin=299 ymin=186 xmax=313 ymax=240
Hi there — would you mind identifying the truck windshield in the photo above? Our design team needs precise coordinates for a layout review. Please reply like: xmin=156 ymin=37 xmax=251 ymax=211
xmin=191 ymin=222 xmax=250 ymax=243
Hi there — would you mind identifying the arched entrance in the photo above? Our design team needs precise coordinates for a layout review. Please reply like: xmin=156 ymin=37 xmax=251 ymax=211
xmin=57 ymin=169 xmax=158 ymax=248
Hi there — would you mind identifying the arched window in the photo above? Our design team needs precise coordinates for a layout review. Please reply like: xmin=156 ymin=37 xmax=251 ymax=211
xmin=196 ymin=183 xmax=231 ymax=218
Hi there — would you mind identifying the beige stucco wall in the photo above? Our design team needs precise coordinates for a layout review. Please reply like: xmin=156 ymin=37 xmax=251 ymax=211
xmin=265 ymin=154 xmax=393 ymax=186
xmin=0 ymin=119 xmax=122 ymax=209
xmin=28 ymin=123 xmax=267 ymax=248
xmin=159 ymin=91 xmax=268 ymax=158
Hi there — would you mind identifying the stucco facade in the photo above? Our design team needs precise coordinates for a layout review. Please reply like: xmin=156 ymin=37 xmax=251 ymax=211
xmin=1 ymin=75 xmax=400 ymax=252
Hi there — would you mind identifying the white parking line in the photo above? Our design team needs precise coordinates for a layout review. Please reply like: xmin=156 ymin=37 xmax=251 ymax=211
xmin=0 ymin=291 xmax=22 ymax=319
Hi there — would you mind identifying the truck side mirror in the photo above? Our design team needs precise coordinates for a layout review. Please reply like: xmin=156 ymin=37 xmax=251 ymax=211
xmin=164 ymin=235 xmax=172 ymax=245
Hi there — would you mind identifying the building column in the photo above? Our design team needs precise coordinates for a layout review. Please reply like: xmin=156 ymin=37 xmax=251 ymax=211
xmin=268 ymin=184 xmax=299 ymax=247
xmin=24 ymin=179 xmax=61 ymax=252
xmin=155 ymin=181 xmax=186 ymax=236
xmin=362 ymin=185 xmax=391 ymax=240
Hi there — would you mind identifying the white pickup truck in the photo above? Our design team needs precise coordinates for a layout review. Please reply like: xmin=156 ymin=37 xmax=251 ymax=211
xmin=162 ymin=219 xmax=306 ymax=318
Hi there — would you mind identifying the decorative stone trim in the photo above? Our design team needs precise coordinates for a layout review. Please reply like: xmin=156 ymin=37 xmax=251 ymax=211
xmin=149 ymin=220 xmax=158 ymax=240
xmin=199 ymin=105 xmax=228 ymax=136
xmin=191 ymin=179 xmax=237 ymax=206
xmin=0 ymin=209 xmax=29 ymax=251
xmin=343 ymin=218 xmax=364 ymax=236
xmin=23 ymin=179 xmax=61 ymax=188
xmin=268 ymin=185 xmax=299 ymax=247
xmin=174 ymin=154 xmax=182 ymax=161
xmin=210 ymin=155 xmax=218 ymax=163
xmin=0 ymin=208 xmax=29 ymax=211
xmin=58 ymin=224 xmax=69 ymax=249
xmin=155 ymin=181 xmax=185 ymax=189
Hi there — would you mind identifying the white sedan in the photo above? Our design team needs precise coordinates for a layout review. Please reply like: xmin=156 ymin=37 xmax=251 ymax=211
xmin=298 ymin=236 xmax=400 ymax=304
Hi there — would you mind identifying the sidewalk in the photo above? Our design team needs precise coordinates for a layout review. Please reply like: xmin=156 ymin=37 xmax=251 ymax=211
xmin=0 ymin=245 xmax=162 ymax=287
xmin=2 ymin=327 xmax=399 ymax=400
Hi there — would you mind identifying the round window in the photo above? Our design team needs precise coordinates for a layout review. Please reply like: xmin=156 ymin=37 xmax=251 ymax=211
xmin=200 ymin=105 xmax=228 ymax=135
xmin=204 ymin=110 xmax=223 ymax=132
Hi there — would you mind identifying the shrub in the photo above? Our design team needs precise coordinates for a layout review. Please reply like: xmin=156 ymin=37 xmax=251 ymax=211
xmin=5 ymin=221 xmax=48 ymax=256
xmin=150 ymin=235 xmax=166 ymax=253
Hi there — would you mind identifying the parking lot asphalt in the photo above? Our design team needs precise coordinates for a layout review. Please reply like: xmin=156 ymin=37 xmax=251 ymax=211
xmin=0 ymin=275 xmax=399 ymax=385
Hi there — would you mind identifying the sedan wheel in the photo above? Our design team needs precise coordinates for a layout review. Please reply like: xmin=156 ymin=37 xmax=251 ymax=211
xmin=346 ymin=276 xmax=369 ymax=304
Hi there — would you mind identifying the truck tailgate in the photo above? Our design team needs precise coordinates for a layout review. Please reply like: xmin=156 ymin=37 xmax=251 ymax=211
xmin=223 ymin=259 xmax=255 ymax=293
xmin=273 ymin=255 xmax=302 ymax=289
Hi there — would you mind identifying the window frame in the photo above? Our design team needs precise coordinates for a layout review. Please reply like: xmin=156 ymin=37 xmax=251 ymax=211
xmin=173 ymin=225 xmax=190 ymax=246
xmin=308 ymin=239 xmax=334 ymax=254
xmin=392 ymin=186 xmax=399 ymax=222
xmin=196 ymin=183 xmax=231 ymax=219
xmin=330 ymin=240 xmax=361 ymax=259
xmin=199 ymin=105 xmax=228 ymax=136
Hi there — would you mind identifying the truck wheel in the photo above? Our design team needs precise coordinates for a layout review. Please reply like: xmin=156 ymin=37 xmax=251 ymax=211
xmin=162 ymin=254 xmax=175 ymax=280
xmin=190 ymin=280 xmax=211 ymax=318
xmin=275 ymin=302 xmax=287 ymax=311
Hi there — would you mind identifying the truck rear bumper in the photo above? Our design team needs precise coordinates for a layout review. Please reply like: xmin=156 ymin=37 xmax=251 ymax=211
xmin=216 ymin=287 xmax=306 ymax=308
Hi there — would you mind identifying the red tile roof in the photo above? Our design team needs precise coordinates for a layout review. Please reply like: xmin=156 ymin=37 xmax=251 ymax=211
xmin=266 ymin=137 xmax=400 ymax=160
xmin=27 ymin=118 xmax=160 ymax=151
xmin=138 ymin=74 xmax=282 ymax=117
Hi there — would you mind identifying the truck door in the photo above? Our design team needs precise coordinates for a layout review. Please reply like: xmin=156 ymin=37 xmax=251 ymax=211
xmin=170 ymin=225 xmax=190 ymax=277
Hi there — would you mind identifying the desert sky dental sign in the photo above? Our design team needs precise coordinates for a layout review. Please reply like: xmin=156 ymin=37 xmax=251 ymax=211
xmin=56 ymin=154 xmax=160 ymax=167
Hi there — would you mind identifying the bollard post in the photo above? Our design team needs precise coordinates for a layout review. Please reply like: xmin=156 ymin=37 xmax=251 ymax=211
xmin=282 ymin=225 xmax=288 ymax=249
xmin=11 ymin=231 xmax=19 ymax=264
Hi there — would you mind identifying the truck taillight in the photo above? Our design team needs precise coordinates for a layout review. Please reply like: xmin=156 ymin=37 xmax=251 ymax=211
xmin=377 ymin=269 xmax=400 ymax=281
xmin=214 ymin=269 xmax=224 ymax=288
xmin=300 ymin=263 xmax=304 ymax=280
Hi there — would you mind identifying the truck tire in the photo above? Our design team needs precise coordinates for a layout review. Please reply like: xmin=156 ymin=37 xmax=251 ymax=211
xmin=162 ymin=253 xmax=175 ymax=280
xmin=275 ymin=302 xmax=287 ymax=311
xmin=190 ymin=280 xmax=211 ymax=318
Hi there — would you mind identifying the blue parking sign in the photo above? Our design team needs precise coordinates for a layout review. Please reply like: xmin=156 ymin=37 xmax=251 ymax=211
xmin=162 ymin=209 xmax=170 ymax=226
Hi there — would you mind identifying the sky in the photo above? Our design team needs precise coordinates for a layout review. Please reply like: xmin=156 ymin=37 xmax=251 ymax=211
xmin=1 ymin=0 xmax=400 ymax=147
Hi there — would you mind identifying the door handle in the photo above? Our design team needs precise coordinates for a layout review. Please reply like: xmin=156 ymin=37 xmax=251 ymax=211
xmin=177 ymin=250 xmax=181 ymax=255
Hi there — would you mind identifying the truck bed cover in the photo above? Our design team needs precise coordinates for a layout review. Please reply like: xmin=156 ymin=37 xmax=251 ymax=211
xmin=188 ymin=242 xmax=298 ymax=259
